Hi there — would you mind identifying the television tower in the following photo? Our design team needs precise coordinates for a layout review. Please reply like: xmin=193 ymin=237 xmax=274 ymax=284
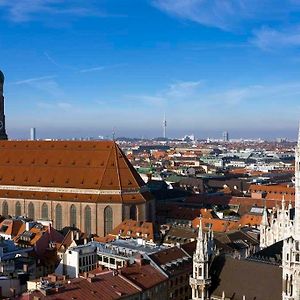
xmin=163 ymin=114 xmax=167 ymax=139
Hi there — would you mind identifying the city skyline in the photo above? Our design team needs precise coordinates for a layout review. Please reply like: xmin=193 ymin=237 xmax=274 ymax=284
xmin=1 ymin=0 xmax=300 ymax=139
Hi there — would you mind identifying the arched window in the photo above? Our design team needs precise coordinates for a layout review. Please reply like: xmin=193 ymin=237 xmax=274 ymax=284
xmin=41 ymin=203 xmax=48 ymax=220
xmin=55 ymin=204 xmax=62 ymax=230
xmin=130 ymin=205 xmax=137 ymax=220
xmin=84 ymin=206 xmax=91 ymax=235
xmin=147 ymin=202 xmax=153 ymax=221
xmin=28 ymin=202 xmax=35 ymax=219
xmin=2 ymin=201 xmax=8 ymax=217
xmin=104 ymin=206 xmax=113 ymax=236
xmin=70 ymin=205 xmax=77 ymax=227
xmin=15 ymin=201 xmax=21 ymax=216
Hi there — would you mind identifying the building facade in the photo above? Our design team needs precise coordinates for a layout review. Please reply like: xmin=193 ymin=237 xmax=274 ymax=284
xmin=0 ymin=141 xmax=155 ymax=236
xmin=260 ymin=197 xmax=294 ymax=249
xmin=281 ymin=128 xmax=300 ymax=300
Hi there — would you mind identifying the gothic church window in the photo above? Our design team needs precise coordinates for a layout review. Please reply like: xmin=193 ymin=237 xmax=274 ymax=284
xmin=28 ymin=202 xmax=35 ymax=219
xmin=41 ymin=203 xmax=48 ymax=220
xmin=55 ymin=204 xmax=62 ymax=230
xmin=130 ymin=205 xmax=137 ymax=220
xmin=84 ymin=205 xmax=91 ymax=235
xmin=2 ymin=201 xmax=8 ymax=216
xmin=70 ymin=205 xmax=77 ymax=227
xmin=15 ymin=201 xmax=21 ymax=216
xmin=104 ymin=206 xmax=113 ymax=236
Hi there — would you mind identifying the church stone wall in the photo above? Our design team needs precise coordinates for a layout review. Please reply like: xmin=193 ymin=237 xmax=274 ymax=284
xmin=0 ymin=198 xmax=137 ymax=237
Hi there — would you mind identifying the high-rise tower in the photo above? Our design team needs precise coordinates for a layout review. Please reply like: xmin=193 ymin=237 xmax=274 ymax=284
xmin=222 ymin=131 xmax=229 ymax=142
xmin=163 ymin=114 xmax=167 ymax=139
xmin=0 ymin=70 xmax=8 ymax=140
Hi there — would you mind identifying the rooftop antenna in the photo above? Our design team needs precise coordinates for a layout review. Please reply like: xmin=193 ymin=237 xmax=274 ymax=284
xmin=112 ymin=127 xmax=116 ymax=141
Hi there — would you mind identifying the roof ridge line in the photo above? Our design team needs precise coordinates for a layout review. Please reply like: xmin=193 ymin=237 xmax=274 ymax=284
xmin=114 ymin=142 xmax=122 ymax=192
xmin=96 ymin=142 xmax=114 ymax=201
xmin=119 ymin=144 xmax=143 ymax=189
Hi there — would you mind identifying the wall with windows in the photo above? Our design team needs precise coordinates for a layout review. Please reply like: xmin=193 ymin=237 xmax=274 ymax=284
xmin=0 ymin=198 xmax=149 ymax=237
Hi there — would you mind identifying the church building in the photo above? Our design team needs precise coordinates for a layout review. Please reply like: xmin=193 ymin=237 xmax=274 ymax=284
xmin=0 ymin=70 xmax=154 ymax=236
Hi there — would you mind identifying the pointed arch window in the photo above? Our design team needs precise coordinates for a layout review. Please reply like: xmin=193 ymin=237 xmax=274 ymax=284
xmin=104 ymin=206 xmax=113 ymax=236
xmin=147 ymin=202 xmax=153 ymax=221
xmin=70 ymin=205 xmax=77 ymax=227
xmin=15 ymin=201 xmax=21 ymax=216
xmin=28 ymin=202 xmax=35 ymax=219
xmin=130 ymin=205 xmax=137 ymax=220
xmin=2 ymin=201 xmax=8 ymax=217
xmin=55 ymin=204 xmax=62 ymax=230
xmin=84 ymin=206 xmax=91 ymax=235
xmin=41 ymin=203 xmax=48 ymax=220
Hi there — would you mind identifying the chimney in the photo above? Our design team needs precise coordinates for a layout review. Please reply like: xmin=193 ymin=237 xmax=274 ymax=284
xmin=70 ymin=230 xmax=74 ymax=241
xmin=26 ymin=222 xmax=32 ymax=231
xmin=48 ymin=223 xmax=52 ymax=234
xmin=10 ymin=288 xmax=15 ymax=298
xmin=87 ymin=277 xmax=97 ymax=283
xmin=134 ymin=254 xmax=143 ymax=266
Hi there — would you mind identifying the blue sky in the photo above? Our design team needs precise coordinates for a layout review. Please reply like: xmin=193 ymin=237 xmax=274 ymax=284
xmin=1 ymin=0 xmax=300 ymax=139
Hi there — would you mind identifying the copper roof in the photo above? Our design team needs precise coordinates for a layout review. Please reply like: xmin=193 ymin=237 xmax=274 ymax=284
xmin=0 ymin=140 xmax=145 ymax=190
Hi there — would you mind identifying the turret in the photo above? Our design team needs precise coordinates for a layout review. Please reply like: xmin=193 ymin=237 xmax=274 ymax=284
xmin=260 ymin=207 xmax=269 ymax=249
xmin=190 ymin=217 xmax=211 ymax=300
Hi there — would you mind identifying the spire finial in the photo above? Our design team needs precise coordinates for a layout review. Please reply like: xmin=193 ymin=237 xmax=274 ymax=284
xmin=261 ymin=206 xmax=268 ymax=226
xmin=198 ymin=215 xmax=203 ymax=240
xmin=282 ymin=194 xmax=286 ymax=210
xmin=222 ymin=291 xmax=226 ymax=300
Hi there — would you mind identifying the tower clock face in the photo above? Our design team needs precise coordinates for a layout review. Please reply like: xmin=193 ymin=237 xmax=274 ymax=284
xmin=0 ymin=121 xmax=3 ymax=130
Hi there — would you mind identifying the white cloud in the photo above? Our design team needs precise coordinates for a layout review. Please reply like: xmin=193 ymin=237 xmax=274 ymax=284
xmin=152 ymin=0 xmax=300 ymax=31
xmin=79 ymin=63 xmax=128 ymax=73
xmin=251 ymin=26 xmax=300 ymax=49
xmin=166 ymin=80 xmax=203 ymax=98
xmin=0 ymin=0 xmax=118 ymax=22
xmin=79 ymin=66 xmax=106 ymax=73
xmin=12 ymin=75 xmax=56 ymax=85
xmin=12 ymin=75 xmax=66 ymax=99
xmin=36 ymin=101 xmax=73 ymax=111
xmin=206 ymin=82 xmax=300 ymax=106
xmin=127 ymin=80 xmax=203 ymax=107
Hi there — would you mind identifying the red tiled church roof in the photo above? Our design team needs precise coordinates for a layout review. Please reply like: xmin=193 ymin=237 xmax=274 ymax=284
xmin=0 ymin=140 xmax=145 ymax=190
xmin=0 ymin=141 xmax=151 ymax=204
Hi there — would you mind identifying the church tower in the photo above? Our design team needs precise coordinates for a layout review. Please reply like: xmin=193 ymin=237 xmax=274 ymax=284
xmin=0 ymin=70 xmax=8 ymax=140
xmin=190 ymin=218 xmax=211 ymax=300
xmin=282 ymin=125 xmax=300 ymax=300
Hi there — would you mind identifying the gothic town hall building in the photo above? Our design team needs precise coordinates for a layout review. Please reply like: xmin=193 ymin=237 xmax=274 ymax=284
xmin=190 ymin=127 xmax=300 ymax=300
